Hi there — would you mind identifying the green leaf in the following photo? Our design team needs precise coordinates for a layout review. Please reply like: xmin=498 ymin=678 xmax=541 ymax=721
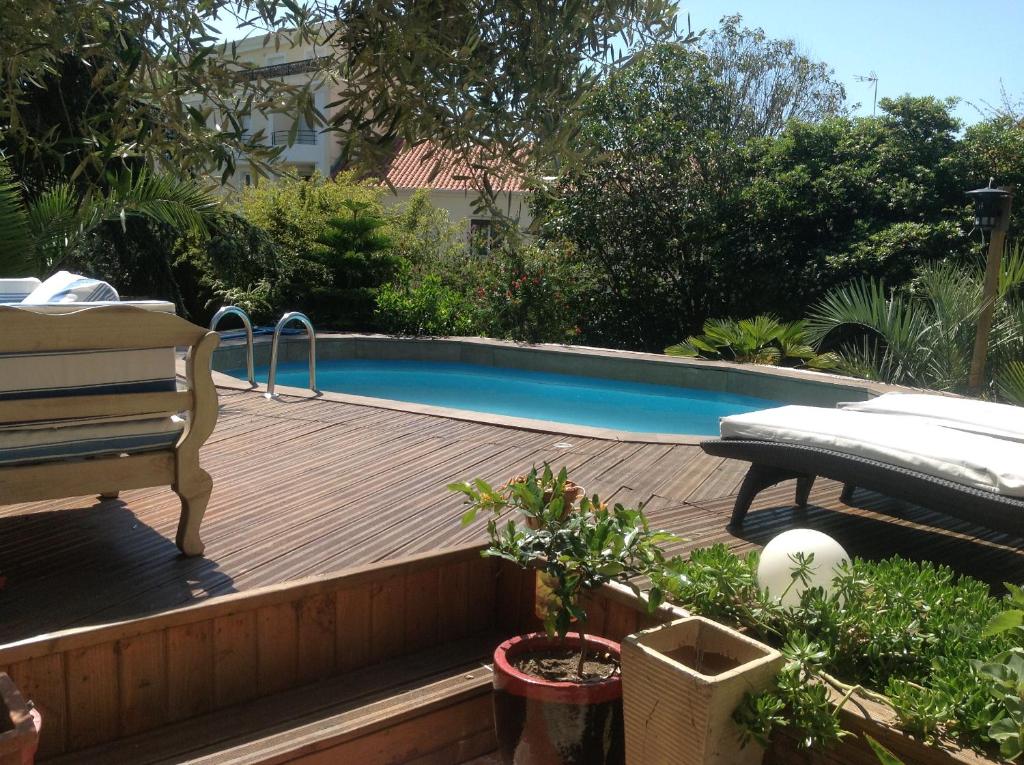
xmin=864 ymin=735 xmax=906 ymax=765
xmin=983 ymin=610 xmax=1024 ymax=638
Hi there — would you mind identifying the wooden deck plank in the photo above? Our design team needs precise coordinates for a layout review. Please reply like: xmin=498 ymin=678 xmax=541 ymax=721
xmin=2 ymin=386 xmax=1024 ymax=646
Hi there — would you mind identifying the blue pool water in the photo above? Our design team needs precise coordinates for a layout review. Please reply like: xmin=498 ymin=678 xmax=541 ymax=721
xmin=234 ymin=359 xmax=780 ymax=436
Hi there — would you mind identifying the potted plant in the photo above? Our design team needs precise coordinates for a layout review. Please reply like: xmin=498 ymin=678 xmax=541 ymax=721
xmin=451 ymin=465 xmax=674 ymax=765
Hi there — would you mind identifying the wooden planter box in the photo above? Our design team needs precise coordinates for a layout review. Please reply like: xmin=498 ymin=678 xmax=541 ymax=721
xmin=0 ymin=673 xmax=40 ymax=765
xmin=766 ymin=687 xmax=1008 ymax=765
xmin=621 ymin=617 xmax=783 ymax=765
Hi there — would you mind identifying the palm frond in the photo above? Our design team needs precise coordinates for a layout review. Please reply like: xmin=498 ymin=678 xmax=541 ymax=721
xmin=996 ymin=361 xmax=1024 ymax=405
xmin=0 ymin=158 xmax=35 ymax=276
xmin=664 ymin=341 xmax=699 ymax=357
xmin=807 ymin=279 xmax=930 ymax=385
xmin=96 ymin=170 xmax=219 ymax=238
xmin=26 ymin=184 xmax=83 ymax=273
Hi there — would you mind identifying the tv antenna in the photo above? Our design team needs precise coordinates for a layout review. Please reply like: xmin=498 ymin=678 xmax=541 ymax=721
xmin=854 ymin=72 xmax=879 ymax=116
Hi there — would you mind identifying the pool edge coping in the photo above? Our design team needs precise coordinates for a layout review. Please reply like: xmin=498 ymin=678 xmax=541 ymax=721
xmin=204 ymin=334 xmax=937 ymax=445
xmin=206 ymin=367 xmax=707 ymax=445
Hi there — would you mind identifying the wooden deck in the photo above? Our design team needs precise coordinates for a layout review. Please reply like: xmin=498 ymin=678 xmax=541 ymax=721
xmin=3 ymin=386 xmax=1024 ymax=645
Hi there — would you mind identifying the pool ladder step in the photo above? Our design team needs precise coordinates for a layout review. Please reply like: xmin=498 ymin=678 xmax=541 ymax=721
xmin=209 ymin=307 xmax=318 ymax=397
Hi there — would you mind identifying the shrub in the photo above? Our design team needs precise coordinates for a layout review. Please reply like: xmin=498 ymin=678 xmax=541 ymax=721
xmin=654 ymin=544 xmax=1012 ymax=753
xmin=238 ymin=172 xmax=395 ymax=329
xmin=665 ymin=315 xmax=839 ymax=369
xmin=375 ymin=275 xmax=480 ymax=336
xmin=472 ymin=240 xmax=590 ymax=343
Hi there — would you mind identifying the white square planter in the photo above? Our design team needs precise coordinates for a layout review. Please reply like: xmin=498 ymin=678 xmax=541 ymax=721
xmin=621 ymin=616 xmax=783 ymax=765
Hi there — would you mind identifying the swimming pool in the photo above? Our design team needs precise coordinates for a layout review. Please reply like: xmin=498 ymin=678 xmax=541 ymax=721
xmin=229 ymin=358 xmax=782 ymax=436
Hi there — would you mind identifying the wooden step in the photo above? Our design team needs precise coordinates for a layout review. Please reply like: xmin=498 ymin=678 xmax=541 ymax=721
xmin=47 ymin=633 xmax=500 ymax=765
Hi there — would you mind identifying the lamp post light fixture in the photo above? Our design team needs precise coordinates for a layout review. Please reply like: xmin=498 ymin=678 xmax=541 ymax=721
xmin=966 ymin=179 xmax=1014 ymax=394
xmin=966 ymin=179 xmax=1011 ymax=234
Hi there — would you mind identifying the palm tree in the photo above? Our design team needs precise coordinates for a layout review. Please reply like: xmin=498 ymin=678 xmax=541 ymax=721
xmin=665 ymin=315 xmax=840 ymax=369
xmin=806 ymin=244 xmax=1024 ymax=402
xmin=0 ymin=157 xmax=218 ymax=278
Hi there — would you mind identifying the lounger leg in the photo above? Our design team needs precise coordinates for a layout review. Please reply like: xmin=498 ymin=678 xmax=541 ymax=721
xmin=731 ymin=465 xmax=777 ymax=527
xmin=795 ymin=475 xmax=815 ymax=509
xmin=174 ymin=468 xmax=212 ymax=557
xmin=99 ymin=491 xmax=120 ymax=500
xmin=840 ymin=483 xmax=856 ymax=504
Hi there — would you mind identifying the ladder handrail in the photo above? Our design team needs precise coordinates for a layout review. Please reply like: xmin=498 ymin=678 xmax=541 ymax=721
xmin=266 ymin=311 xmax=318 ymax=398
xmin=209 ymin=305 xmax=255 ymax=387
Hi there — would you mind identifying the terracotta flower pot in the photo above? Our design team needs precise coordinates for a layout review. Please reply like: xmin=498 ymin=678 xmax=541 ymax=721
xmin=492 ymin=632 xmax=624 ymax=765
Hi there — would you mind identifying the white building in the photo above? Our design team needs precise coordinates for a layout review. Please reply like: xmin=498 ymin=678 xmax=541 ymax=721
xmin=215 ymin=36 xmax=533 ymax=237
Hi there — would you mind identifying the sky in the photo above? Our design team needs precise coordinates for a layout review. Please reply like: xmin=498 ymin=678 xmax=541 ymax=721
xmin=681 ymin=0 xmax=1024 ymax=124
xmin=213 ymin=1 xmax=1024 ymax=126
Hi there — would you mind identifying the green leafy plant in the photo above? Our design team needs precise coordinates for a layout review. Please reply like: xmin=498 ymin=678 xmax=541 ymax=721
xmin=450 ymin=465 xmax=674 ymax=679
xmin=807 ymin=246 xmax=1024 ymax=397
xmin=665 ymin=315 xmax=840 ymax=368
xmin=0 ymin=158 xmax=217 ymax=277
xmin=653 ymin=544 xmax=1012 ymax=753
xmin=973 ymin=584 xmax=1024 ymax=760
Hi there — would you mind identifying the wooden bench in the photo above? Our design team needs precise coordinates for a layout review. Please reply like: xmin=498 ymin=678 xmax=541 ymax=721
xmin=0 ymin=304 xmax=219 ymax=556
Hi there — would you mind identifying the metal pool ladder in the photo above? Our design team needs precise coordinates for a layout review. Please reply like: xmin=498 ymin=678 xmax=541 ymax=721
xmin=266 ymin=311 xmax=318 ymax=398
xmin=209 ymin=305 xmax=255 ymax=387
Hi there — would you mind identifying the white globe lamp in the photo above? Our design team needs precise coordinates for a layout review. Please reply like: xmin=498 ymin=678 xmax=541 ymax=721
xmin=757 ymin=529 xmax=850 ymax=608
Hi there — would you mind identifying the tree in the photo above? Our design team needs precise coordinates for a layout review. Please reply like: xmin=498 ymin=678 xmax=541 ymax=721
xmin=536 ymin=44 xmax=740 ymax=350
xmin=720 ymin=96 xmax=970 ymax=319
xmin=700 ymin=14 xmax=847 ymax=140
xmin=1 ymin=0 xmax=684 ymax=197
xmin=313 ymin=199 xmax=402 ymax=328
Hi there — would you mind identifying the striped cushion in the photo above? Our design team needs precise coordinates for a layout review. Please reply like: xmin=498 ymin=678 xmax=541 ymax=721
xmin=0 ymin=416 xmax=184 ymax=466
xmin=0 ymin=278 xmax=41 ymax=304
xmin=0 ymin=348 xmax=177 ymax=406
xmin=0 ymin=302 xmax=183 ymax=464
xmin=21 ymin=271 xmax=119 ymax=304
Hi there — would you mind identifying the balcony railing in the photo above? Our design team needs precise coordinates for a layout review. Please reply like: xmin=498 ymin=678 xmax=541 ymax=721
xmin=272 ymin=130 xmax=317 ymax=146
xmin=239 ymin=56 xmax=331 ymax=81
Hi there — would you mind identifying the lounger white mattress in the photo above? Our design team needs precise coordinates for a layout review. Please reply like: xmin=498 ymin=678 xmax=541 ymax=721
xmin=720 ymin=405 xmax=1024 ymax=497
xmin=840 ymin=393 xmax=1024 ymax=443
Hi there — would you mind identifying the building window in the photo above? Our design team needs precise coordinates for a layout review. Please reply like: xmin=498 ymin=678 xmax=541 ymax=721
xmin=470 ymin=218 xmax=494 ymax=255
xmin=244 ymin=173 xmax=252 ymax=187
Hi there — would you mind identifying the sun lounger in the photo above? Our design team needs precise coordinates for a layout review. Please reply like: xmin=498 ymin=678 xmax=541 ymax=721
xmin=701 ymin=405 xmax=1024 ymax=536
xmin=0 ymin=304 xmax=219 ymax=556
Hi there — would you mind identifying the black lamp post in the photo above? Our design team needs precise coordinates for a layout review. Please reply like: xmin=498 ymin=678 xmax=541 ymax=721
xmin=966 ymin=179 xmax=1014 ymax=394
xmin=966 ymin=179 xmax=1011 ymax=235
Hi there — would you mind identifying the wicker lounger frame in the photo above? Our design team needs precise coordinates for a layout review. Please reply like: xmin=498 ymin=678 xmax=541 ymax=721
xmin=700 ymin=439 xmax=1024 ymax=537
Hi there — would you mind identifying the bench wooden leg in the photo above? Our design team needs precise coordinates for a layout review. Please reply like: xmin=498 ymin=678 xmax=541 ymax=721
xmin=174 ymin=468 xmax=212 ymax=557
xmin=98 ymin=491 xmax=120 ymax=500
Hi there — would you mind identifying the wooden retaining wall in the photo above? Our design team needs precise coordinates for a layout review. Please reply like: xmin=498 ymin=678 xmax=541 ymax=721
xmin=0 ymin=546 xmax=500 ymax=759
xmin=0 ymin=544 xmax=670 ymax=762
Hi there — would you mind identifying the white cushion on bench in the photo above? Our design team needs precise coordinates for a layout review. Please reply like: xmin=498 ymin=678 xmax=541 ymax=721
xmin=0 ymin=278 xmax=41 ymax=304
xmin=21 ymin=271 xmax=119 ymax=304
xmin=840 ymin=393 xmax=1024 ymax=444
xmin=0 ymin=348 xmax=177 ymax=406
xmin=720 ymin=405 xmax=1024 ymax=497
xmin=0 ymin=415 xmax=183 ymax=466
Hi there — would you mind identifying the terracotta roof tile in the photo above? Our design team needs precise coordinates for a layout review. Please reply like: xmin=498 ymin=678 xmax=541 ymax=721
xmin=382 ymin=141 xmax=526 ymax=193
